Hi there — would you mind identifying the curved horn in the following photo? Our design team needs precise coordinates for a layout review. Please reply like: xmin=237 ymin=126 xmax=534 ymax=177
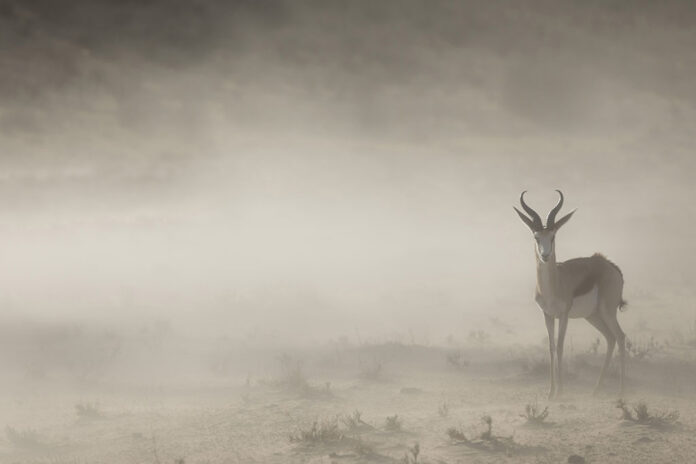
xmin=519 ymin=191 xmax=543 ymax=230
xmin=546 ymin=189 xmax=564 ymax=228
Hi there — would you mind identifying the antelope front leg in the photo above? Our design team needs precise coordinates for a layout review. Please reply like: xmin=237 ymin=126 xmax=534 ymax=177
xmin=543 ymin=313 xmax=556 ymax=399
xmin=556 ymin=313 xmax=569 ymax=397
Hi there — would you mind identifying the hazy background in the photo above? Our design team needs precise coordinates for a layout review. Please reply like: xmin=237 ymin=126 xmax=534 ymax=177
xmin=0 ymin=0 xmax=695 ymax=356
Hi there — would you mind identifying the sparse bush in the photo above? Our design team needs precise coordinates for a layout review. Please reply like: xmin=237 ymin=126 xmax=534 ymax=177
xmin=616 ymin=399 xmax=634 ymax=421
xmin=615 ymin=399 xmax=679 ymax=427
xmin=447 ymin=416 xmax=521 ymax=454
xmin=275 ymin=355 xmax=311 ymax=391
xmin=402 ymin=442 xmax=420 ymax=463
xmin=289 ymin=418 xmax=344 ymax=444
xmin=468 ymin=330 xmax=490 ymax=344
xmin=352 ymin=439 xmax=378 ymax=458
xmin=359 ymin=361 xmax=383 ymax=381
xmin=152 ymin=432 xmax=162 ymax=464
xmin=520 ymin=400 xmax=549 ymax=424
xmin=626 ymin=337 xmax=663 ymax=360
xmin=341 ymin=410 xmax=370 ymax=431
xmin=268 ymin=354 xmax=331 ymax=398
xmin=385 ymin=415 xmax=402 ymax=432
xmin=446 ymin=426 xmax=468 ymax=441
xmin=8 ymin=323 xmax=122 ymax=382
xmin=75 ymin=402 xmax=102 ymax=419
xmin=480 ymin=415 xmax=493 ymax=440
xmin=689 ymin=319 xmax=696 ymax=347
xmin=438 ymin=402 xmax=449 ymax=418
xmin=445 ymin=350 xmax=469 ymax=370
xmin=5 ymin=426 xmax=45 ymax=450
xmin=447 ymin=415 xmax=493 ymax=442
xmin=521 ymin=357 xmax=548 ymax=377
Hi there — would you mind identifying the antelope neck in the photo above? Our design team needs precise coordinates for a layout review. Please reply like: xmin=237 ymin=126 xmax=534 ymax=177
xmin=536 ymin=252 xmax=559 ymax=298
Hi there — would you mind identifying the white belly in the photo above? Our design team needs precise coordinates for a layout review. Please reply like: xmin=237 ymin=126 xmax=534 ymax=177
xmin=568 ymin=285 xmax=599 ymax=318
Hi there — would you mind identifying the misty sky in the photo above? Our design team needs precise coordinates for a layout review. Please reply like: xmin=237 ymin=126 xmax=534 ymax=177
xmin=0 ymin=0 xmax=694 ymax=344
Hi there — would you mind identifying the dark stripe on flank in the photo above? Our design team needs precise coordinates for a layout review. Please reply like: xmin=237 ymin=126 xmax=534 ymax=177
xmin=573 ymin=273 xmax=597 ymax=298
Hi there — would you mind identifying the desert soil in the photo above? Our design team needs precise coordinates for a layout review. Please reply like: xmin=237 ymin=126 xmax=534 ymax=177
xmin=1 ymin=343 xmax=696 ymax=464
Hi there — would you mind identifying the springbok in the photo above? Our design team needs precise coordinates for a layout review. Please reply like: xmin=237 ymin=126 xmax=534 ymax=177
xmin=514 ymin=190 xmax=627 ymax=398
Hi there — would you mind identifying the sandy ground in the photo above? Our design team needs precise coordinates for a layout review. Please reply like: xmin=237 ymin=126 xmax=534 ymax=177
xmin=1 ymin=342 xmax=696 ymax=464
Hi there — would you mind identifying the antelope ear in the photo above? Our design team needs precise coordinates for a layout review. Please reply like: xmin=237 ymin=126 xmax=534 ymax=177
xmin=552 ymin=209 xmax=576 ymax=230
xmin=514 ymin=207 xmax=539 ymax=232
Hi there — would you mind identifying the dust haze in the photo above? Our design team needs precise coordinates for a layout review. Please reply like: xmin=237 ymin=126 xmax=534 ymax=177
xmin=1 ymin=1 xmax=696 ymax=463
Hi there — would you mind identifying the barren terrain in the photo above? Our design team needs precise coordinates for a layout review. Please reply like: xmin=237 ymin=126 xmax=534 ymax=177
xmin=1 ymin=324 xmax=696 ymax=464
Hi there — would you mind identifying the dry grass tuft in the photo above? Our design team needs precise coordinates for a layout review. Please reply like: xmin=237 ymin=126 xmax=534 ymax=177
xmin=616 ymin=399 xmax=679 ymax=427
xmin=352 ymin=439 xmax=379 ymax=458
xmin=401 ymin=442 xmax=420 ymax=463
xmin=438 ymin=401 xmax=449 ymax=418
xmin=75 ymin=402 xmax=102 ymax=419
xmin=446 ymin=350 xmax=469 ymax=370
xmin=447 ymin=415 xmax=534 ymax=455
xmin=468 ymin=330 xmax=490 ymax=344
xmin=268 ymin=355 xmax=332 ymax=399
xmin=341 ymin=410 xmax=373 ymax=431
xmin=521 ymin=357 xmax=549 ymax=378
xmin=385 ymin=414 xmax=402 ymax=432
xmin=5 ymin=426 xmax=46 ymax=450
xmin=626 ymin=337 xmax=663 ymax=360
xmin=359 ymin=361 xmax=384 ymax=381
xmin=289 ymin=418 xmax=344 ymax=445
xmin=520 ymin=400 xmax=549 ymax=424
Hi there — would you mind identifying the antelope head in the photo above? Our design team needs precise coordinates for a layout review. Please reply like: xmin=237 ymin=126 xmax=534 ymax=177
xmin=514 ymin=190 xmax=576 ymax=263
